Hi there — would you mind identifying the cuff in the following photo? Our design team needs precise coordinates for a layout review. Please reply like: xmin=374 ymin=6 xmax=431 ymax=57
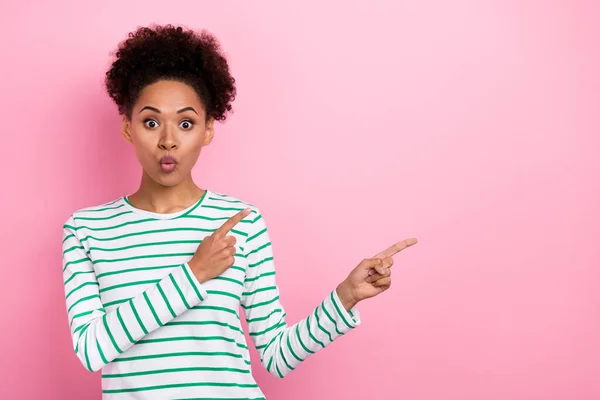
xmin=330 ymin=290 xmax=361 ymax=331
xmin=176 ymin=263 xmax=208 ymax=305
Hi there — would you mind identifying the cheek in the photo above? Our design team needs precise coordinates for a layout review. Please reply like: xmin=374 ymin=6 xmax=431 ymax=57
xmin=130 ymin=133 xmax=156 ymax=162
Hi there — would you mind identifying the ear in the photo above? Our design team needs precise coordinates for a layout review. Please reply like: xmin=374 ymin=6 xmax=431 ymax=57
xmin=202 ymin=117 xmax=215 ymax=146
xmin=121 ymin=114 xmax=133 ymax=144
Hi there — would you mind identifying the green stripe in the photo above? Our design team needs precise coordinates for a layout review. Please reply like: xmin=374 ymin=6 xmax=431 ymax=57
xmin=62 ymin=233 xmax=75 ymax=244
xmin=275 ymin=363 xmax=284 ymax=378
xmin=287 ymin=330 xmax=303 ymax=362
xmin=314 ymin=307 xmax=333 ymax=342
xmin=100 ymin=279 xmax=159 ymax=293
xmin=102 ymin=366 xmax=250 ymax=378
xmin=175 ymin=190 xmax=207 ymax=218
xmin=295 ymin=323 xmax=314 ymax=354
xmin=244 ymin=271 xmax=275 ymax=283
xmin=64 ymin=270 xmax=94 ymax=286
xmin=65 ymin=281 xmax=99 ymax=300
xmin=144 ymin=292 xmax=162 ymax=326
xmin=92 ymin=252 xmax=195 ymax=265
xmin=246 ymin=241 xmax=271 ymax=257
xmin=202 ymin=205 xmax=249 ymax=212
xmin=207 ymin=196 xmax=244 ymax=204
xmin=104 ymin=298 xmax=129 ymax=307
xmin=242 ymin=285 xmax=276 ymax=297
xmin=212 ymin=276 xmax=243 ymax=286
xmin=66 ymin=218 xmax=155 ymax=232
xmin=241 ymin=295 xmax=279 ymax=310
xmin=112 ymin=351 xmax=244 ymax=362
xmin=191 ymin=305 xmax=239 ymax=317
xmin=117 ymin=307 xmax=134 ymax=344
xmin=74 ymin=323 xmax=90 ymax=353
xmin=102 ymin=382 xmax=259 ymax=394
xmin=246 ymin=309 xmax=283 ymax=323
xmin=250 ymin=321 xmax=285 ymax=337
xmin=321 ymin=300 xmax=343 ymax=335
xmin=130 ymin=299 xmax=148 ymax=334
xmin=77 ymin=203 xmax=124 ymax=213
xmin=170 ymin=274 xmax=190 ymax=309
xmin=63 ymin=245 xmax=84 ymax=255
xmin=306 ymin=316 xmax=325 ymax=348
xmin=165 ymin=320 xmax=243 ymax=335
xmin=63 ymin=257 xmax=88 ymax=272
xmin=330 ymin=292 xmax=353 ymax=329
xmin=279 ymin=333 xmax=294 ymax=371
xmin=83 ymin=330 xmax=92 ymax=371
xmin=68 ymin=294 xmax=100 ymax=313
xmin=97 ymin=339 xmax=108 ymax=364
xmin=248 ymin=257 xmax=273 ymax=268
xmin=230 ymin=265 xmax=245 ymax=273
xmin=257 ymin=331 xmax=282 ymax=355
xmin=182 ymin=215 xmax=253 ymax=227
xmin=90 ymin=240 xmax=201 ymax=253
xmin=137 ymin=336 xmax=245 ymax=349
xmin=81 ymin=228 xmax=214 ymax=243
xmin=181 ymin=264 xmax=203 ymax=301
xmin=97 ymin=264 xmax=179 ymax=279
xmin=103 ymin=314 xmax=122 ymax=353
xmin=247 ymin=228 xmax=267 ymax=243
xmin=206 ymin=290 xmax=240 ymax=301
xmin=157 ymin=282 xmax=176 ymax=318
xmin=74 ymin=211 xmax=132 ymax=221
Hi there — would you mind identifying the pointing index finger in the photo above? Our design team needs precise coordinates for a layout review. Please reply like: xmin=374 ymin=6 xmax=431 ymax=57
xmin=374 ymin=238 xmax=418 ymax=259
xmin=214 ymin=208 xmax=252 ymax=237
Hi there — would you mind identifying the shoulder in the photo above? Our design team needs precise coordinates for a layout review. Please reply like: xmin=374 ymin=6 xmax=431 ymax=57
xmin=205 ymin=190 xmax=266 ymax=232
xmin=63 ymin=197 xmax=126 ymax=228
xmin=204 ymin=190 xmax=261 ymax=215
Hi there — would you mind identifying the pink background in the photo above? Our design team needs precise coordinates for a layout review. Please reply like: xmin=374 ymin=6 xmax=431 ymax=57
xmin=1 ymin=1 xmax=599 ymax=399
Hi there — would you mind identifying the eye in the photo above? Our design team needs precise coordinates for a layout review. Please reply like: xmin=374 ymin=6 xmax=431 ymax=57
xmin=143 ymin=119 xmax=159 ymax=129
xmin=179 ymin=120 xmax=194 ymax=130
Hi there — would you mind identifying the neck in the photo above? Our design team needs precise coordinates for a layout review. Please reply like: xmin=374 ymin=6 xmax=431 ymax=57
xmin=128 ymin=171 xmax=205 ymax=214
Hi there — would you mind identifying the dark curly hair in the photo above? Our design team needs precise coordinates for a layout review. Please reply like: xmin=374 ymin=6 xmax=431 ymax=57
xmin=105 ymin=24 xmax=236 ymax=121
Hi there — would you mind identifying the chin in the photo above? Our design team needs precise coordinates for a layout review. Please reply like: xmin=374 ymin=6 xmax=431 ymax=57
xmin=151 ymin=171 xmax=185 ymax=187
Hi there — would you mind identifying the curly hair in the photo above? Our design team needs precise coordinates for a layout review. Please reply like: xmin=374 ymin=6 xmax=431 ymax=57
xmin=105 ymin=24 xmax=236 ymax=121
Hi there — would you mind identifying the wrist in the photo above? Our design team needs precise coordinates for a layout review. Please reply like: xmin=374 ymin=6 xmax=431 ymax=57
xmin=336 ymin=280 xmax=358 ymax=311
xmin=187 ymin=259 xmax=208 ymax=284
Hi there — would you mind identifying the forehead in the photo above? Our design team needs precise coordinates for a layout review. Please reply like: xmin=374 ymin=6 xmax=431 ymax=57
xmin=135 ymin=80 xmax=204 ymax=112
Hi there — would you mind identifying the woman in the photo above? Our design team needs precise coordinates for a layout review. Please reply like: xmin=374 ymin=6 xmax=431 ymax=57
xmin=61 ymin=24 xmax=417 ymax=399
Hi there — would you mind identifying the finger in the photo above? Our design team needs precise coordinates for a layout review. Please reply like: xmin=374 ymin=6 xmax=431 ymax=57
xmin=217 ymin=246 xmax=237 ymax=259
xmin=372 ymin=276 xmax=391 ymax=288
xmin=366 ymin=267 xmax=391 ymax=283
xmin=374 ymin=238 xmax=418 ymax=260
xmin=367 ymin=257 xmax=393 ymax=276
xmin=214 ymin=208 xmax=252 ymax=238
xmin=360 ymin=258 xmax=383 ymax=270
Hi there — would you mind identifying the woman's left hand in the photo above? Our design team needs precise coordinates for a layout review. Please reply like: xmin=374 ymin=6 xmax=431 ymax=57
xmin=336 ymin=238 xmax=418 ymax=311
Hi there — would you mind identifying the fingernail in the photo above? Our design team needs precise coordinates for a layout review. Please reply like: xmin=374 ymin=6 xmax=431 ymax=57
xmin=368 ymin=270 xmax=375 ymax=276
xmin=366 ymin=277 xmax=371 ymax=283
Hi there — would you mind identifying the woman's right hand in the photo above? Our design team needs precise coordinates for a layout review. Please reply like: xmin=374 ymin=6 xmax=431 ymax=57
xmin=188 ymin=208 xmax=252 ymax=283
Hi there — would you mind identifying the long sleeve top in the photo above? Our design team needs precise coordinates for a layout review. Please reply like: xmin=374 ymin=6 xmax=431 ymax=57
xmin=61 ymin=189 xmax=360 ymax=399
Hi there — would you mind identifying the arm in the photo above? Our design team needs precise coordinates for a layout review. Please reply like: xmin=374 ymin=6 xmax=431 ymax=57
xmin=62 ymin=215 xmax=207 ymax=372
xmin=241 ymin=210 xmax=360 ymax=378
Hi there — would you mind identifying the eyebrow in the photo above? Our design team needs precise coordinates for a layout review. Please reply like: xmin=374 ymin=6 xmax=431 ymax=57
xmin=139 ymin=106 xmax=198 ymax=115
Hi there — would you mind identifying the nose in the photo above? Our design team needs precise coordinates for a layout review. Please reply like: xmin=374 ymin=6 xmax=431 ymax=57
xmin=158 ymin=125 xmax=178 ymax=151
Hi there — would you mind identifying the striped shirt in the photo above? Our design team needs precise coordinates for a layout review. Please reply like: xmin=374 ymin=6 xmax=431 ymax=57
xmin=62 ymin=189 xmax=360 ymax=399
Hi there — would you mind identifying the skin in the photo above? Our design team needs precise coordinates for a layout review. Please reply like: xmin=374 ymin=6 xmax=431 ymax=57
xmin=121 ymin=79 xmax=418 ymax=311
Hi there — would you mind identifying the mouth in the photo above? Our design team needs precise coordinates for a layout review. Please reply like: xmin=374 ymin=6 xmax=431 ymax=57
xmin=159 ymin=156 xmax=177 ymax=173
